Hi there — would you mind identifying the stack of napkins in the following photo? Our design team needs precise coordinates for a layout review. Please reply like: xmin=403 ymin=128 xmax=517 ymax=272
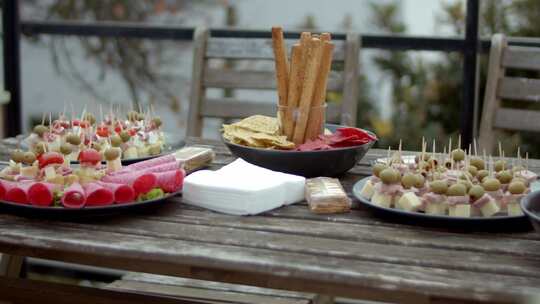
xmin=183 ymin=159 xmax=305 ymax=215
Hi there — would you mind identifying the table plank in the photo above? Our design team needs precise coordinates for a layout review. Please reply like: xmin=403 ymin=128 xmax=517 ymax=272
xmin=0 ymin=220 xmax=538 ymax=303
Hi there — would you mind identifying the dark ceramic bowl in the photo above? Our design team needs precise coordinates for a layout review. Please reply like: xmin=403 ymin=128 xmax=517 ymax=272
xmin=223 ymin=124 xmax=376 ymax=177
xmin=521 ymin=191 xmax=540 ymax=233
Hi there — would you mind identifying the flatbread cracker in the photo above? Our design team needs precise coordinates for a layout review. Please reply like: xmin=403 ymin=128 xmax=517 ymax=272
xmin=222 ymin=116 xmax=295 ymax=150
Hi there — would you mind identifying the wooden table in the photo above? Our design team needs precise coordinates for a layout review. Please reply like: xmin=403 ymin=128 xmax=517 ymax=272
xmin=1 ymin=137 xmax=540 ymax=304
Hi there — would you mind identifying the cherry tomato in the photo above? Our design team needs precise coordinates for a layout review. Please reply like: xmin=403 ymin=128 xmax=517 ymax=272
xmin=78 ymin=148 xmax=101 ymax=166
xmin=128 ymin=128 xmax=137 ymax=136
xmin=79 ymin=121 xmax=90 ymax=128
xmin=96 ymin=126 xmax=110 ymax=137
xmin=72 ymin=119 xmax=81 ymax=127
xmin=38 ymin=152 xmax=64 ymax=169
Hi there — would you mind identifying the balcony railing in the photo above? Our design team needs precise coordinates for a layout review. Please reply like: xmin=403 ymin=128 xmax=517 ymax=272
xmin=3 ymin=0 xmax=540 ymax=146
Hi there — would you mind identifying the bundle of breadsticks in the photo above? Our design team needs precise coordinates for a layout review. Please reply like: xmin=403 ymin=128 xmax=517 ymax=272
xmin=271 ymin=26 xmax=335 ymax=145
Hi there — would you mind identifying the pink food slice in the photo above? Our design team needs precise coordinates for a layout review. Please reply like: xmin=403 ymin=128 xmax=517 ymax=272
xmin=155 ymin=169 xmax=185 ymax=192
xmin=0 ymin=179 xmax=8 ymax=200
xmin=83 ymin=182 xmax=114 ymax=206
xmin=4 ymin=181 xmax=32 ymax=204
xmin=110 ymin=154 xmax=177 ymax=176
xmin=62 ymin=182 xmax=86 ymax=209
xmin=102 ymin=172 xmax=157 ymax=195
xmin=28 ymin=182 xmax=58 ymax=206
xmin=98 ymin=181 xmax=135 ymax=204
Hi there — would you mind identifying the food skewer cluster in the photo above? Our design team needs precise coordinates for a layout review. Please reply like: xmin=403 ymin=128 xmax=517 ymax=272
xmin=271 ymin=26 xmax=335 ymax=144
xmin=359 ymin=137 xmax=537 ymax=217
xmin=24 ymin=106 xmax=165 ymax=163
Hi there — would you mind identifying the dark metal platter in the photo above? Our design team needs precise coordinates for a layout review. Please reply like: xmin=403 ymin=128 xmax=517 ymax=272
xmin=352 ymin=177 xmax=532 ymax=231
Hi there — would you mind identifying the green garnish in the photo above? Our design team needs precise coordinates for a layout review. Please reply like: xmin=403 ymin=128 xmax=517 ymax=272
xmin=53 ymin=190 xmax=64 ymax=207
xmin=137 ymin=188 xmax=165 ymax=201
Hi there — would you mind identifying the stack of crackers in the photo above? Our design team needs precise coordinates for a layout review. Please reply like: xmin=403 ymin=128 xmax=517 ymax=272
xmin=223 ymin=115 xmax=295 ymax=150
xmin=271 ymin=26 xmax=335 ymax=145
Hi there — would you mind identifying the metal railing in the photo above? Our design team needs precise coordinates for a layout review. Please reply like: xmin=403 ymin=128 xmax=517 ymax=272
xmin=0 ymin=0 xmax=530 ymax=147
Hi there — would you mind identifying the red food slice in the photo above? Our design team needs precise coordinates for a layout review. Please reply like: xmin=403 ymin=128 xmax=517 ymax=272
xmin=336 ymin=127 xmax=377 ymax=141
xmin=0 ymin=179 xmax=7 ymax=200
xmin=102 ymin=172 xmax=157 ymax=195
xmin=62 ymin=183 xmax=86 ymax=208
xmin=78 ymin=149 xmax=101 ymax=166
xmin=38 ymin=152 xmax=64 ymax=169
xmin=28 ymin=182 xmax=58 ymax=206
xmin=4 ymin=181 xmax=32 ymax=204
xmin=155 ymin=169 xmax=185 ymax=192
xmin=98 ymin=181 xmax=135 ymax=204
xmin=83 ymin=183 xmax=114 ymax=206
xmin=296 ymin=139 xmax=332 ymax=151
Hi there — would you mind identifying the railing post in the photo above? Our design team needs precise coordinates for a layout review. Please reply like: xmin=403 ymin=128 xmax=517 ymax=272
xmin=2 ymin=0 xmax=22 ymax=137
xmin=461 ymin=0 xmax=480 ymax=148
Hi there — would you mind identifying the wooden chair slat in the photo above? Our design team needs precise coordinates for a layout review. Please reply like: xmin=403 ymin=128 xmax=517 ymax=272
xmin=206 ymin=38 xmax=346 ymax=61
xmin=502 ymin=45 xmax=540 ymax=71
xmin=204 ymin=69 xmax=344 ymax=91
xmin=498 ymin=76 xmax=540 ymax=102
xmin=494 ymin=108 xmax=540 ymax=132
xmin=201 ymin=98 xmax=342 ymax=123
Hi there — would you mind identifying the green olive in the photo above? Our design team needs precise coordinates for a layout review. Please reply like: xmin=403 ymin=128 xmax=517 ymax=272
xmin=451 ymin=149 xmax=465 ymax=162
xmin=372 ymin=163 xmax=387 ymax=177
xmin=413 ymin=174 xmax=425 ymax=188
xmin=148 ymin=143 xmax=161 ymax=155
xmin=444 ymin=160 xmax=452 ymax=169
xmin=137 ymin=113 xmax=145 ymax=121
xmin=60 ymin=143 xmax=72 ymax=155
xmin=22 ymin=151 xmax=36 ymax=165
xmin=120 ymin=130 xmax=131 ymax=143
xmin=467 ymin=166 xmax=478 ymax=177
xmin=477 ymin=170 xmax=489 ymax=182
xmin=110 ymin=135 xmax=122 ymax=147
xmin=447 ymin=183 xmax=467 ymax=196
xmin=508 ymin=181 xmax=527 ymax=195
xmin=10 ymin=149 xmax=25 ymax=163
xmin=429 ymin=180 xmax=448 ymax=195
xmin=66 ymin=133 xmax=81 ymax=145
xmin=104 ymin=148 xmax=120 ymax=161
xmin=496 ymin=170 xmax=513 ymax=184
xmin=512 ymin=177 xmax=528 ymax=185
xmin=83 ymin=113 xmax=96 ymax=125
xmin=482 ymin=177 xmax=501 ymax=191
xmin=459 ymin=172 xmax=473 ymax=181
xmin=494 ymin=160 xmax=506 ymax=172
xmin=127 ymin=111 xmax=139 ymax=122
xmin=33 ymin=125 xmax=48 ymax=137
xmin=469 ymin=185 xmax=485 ymax=200
xmin=401 ymin=173 xmax=416 ymax=189
xmin=152 ymin=117 xmax=162 ymax=128
xmin=91 ymin=142 xmax=103 ymax=151
xmin=470 ymin=157 xmax=485 ymax=170
xmin=33 ymin=142 xmax=47 ymax=155
xmin=457 ymin=179 xmax=473 ymax=191
xmin=380 ymin=168 xmax=399 ymax=184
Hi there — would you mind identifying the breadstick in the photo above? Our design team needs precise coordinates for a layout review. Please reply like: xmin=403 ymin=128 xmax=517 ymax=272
xmin=292 ymin=38 xmax=323 ymax=144
xmin=271 ymin=26 xmax=290 ymax=130
xmin=284 ymin=44 xmax=304 ymax=140
xmin=320 ymin=32 xmax=331 ymax=42
xmin=304 ymin=41 xmax=334 ymax=141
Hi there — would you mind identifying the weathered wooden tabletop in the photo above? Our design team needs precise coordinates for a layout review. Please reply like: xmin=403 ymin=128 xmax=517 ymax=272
xmin=1 ymin=137 xmax=540 ymax=304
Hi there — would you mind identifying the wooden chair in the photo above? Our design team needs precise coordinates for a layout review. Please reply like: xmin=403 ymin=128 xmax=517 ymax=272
xmin=187 ymin=27 xmax=360 ymax=138
xmin=478 ymin=34 xmax=540 ymax=153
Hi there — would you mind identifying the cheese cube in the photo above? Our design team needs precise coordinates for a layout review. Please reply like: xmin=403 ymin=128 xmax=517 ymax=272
xmin=425 ymin=202 xmax=447 ymax=215
xmin=371 ymin=192 xmax=392 ymax=208
xmin=507 ymin=203 xmax=523 ymax=216
xmin=449 ymin=204 xmax=471 ymax=217
xmin=44 ymin=166 xmax=56 ymax=179
xmin=397 ymin=192 xmax=422 ymax=212
xmin=123 ymin=146 xmax=138 ymax=159
xmin=107 ymin=158 xmax=122 ymax=172
xmin=479 ymin=200 xmax=500 ymax=217
xmin=20 ymin=166 xmax=38 ymax=178
xmin=359 ymin=181 xmax=375 ymax=199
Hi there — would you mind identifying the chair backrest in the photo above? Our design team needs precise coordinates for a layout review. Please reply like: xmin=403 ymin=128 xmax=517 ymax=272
xmin=479 ymin=34 xmax=540 ymax=152
xmin=186 ymin=27 xmax=360 ymax=138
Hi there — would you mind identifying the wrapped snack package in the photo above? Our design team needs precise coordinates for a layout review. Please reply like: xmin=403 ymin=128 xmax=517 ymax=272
xmin=174 ymin=146 xmax=215 ymax=173
xmin=305 ymin=177 xmax=351 ymax=214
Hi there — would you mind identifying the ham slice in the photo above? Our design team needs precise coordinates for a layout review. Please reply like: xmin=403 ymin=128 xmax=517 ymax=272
xmin=84 ymin=182 xmax=114 ymax=206
xmin=62 ymin=183 xmax=86 ymax=208
xmin=98 ymin=181 xmax=135 ymax=204
xmin=101 ymin=172 xmax=157 ymax=195
xmin=28 ymin=182 xmax=57 ymax=206
xmin=125 ymin=154 xmax=176 ymax=171
xmin=155 ymin=169 xmax=185 ymax=192
xmin=4 ymin=181 xmax=32 ymax=204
